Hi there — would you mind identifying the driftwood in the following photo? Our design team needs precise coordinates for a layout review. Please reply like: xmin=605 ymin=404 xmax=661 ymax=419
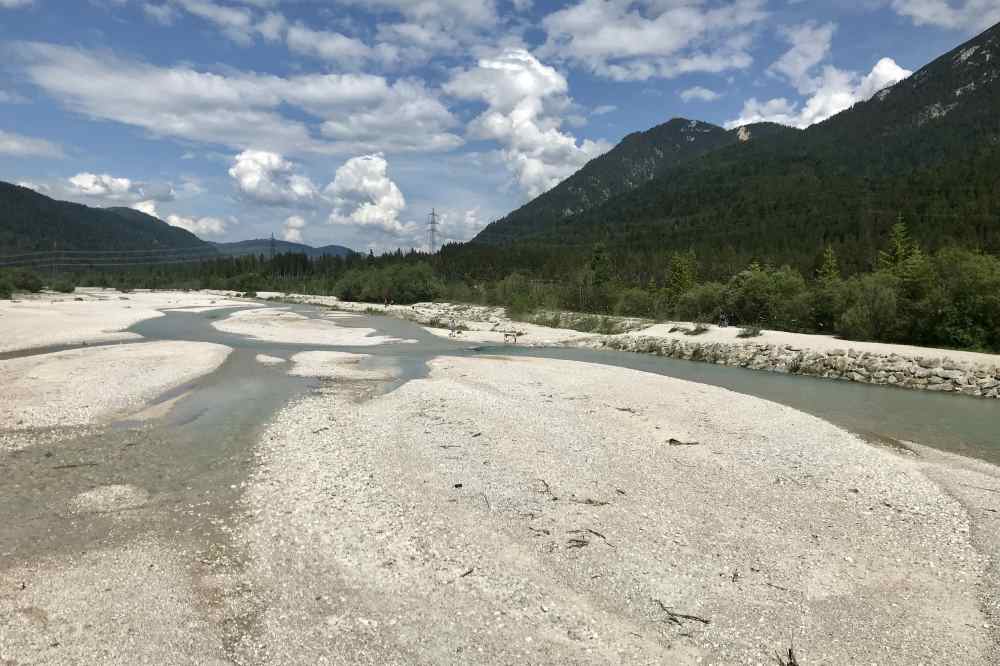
xmin=533 ymin=478 xmax=558 ymax=500
xmin=569 ymin=528 xmax=614 ymax=548
xmin=52 ymin=462 xmax=99 ymax=470
xmin=654 ymin=600 xmax=710 ymax=626
xmin=570 ymin=497 xmax=610 ymax=507
xmin=775 ymin=646 xmax=800 ymax=666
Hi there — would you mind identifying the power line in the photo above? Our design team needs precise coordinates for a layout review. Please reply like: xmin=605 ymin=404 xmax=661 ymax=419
xmin=0 ymin=256 xmax=219 ymax=269
xmin=0 ymin=245 xmax=220 ymax=260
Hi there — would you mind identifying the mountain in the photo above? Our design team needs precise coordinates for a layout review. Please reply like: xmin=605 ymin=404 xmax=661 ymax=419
xmin=474 ymin=118 xmax=793 ymax=243
xmin=470 ymin=22 xmax=1000 ymax=276
xmin=212 ymin=238 xmax=355 ymax=258
xmin=0 ymin=182 xmax=213 ymax=254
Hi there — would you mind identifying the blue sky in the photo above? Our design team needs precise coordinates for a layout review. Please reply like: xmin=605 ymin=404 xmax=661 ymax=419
xmin=1 ymin=0 xmax=995 ymax=251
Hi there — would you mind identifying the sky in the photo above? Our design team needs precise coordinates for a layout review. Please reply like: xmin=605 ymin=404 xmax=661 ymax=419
xmin=1 ymin=1 xmax=996 ymax=252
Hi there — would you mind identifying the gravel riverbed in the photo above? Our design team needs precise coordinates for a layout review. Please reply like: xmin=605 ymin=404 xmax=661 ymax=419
xmin=239 ymin=354 xmax=999 ymax=664
xmin=2 ymin=294 xmax=998 ymax=664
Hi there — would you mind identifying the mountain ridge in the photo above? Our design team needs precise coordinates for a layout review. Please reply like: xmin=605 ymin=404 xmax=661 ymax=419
xmin=470 ymin=20 xmax=1000 ymax=274
xmin=212 ymin=238 xmax=355 ymax=258
xmin=0 ymin=182 xmax=214 ymax=254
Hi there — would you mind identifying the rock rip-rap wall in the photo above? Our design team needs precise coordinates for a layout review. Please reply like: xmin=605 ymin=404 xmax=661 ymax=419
xmin=598 ymin=336 xmax=1000 ymax=399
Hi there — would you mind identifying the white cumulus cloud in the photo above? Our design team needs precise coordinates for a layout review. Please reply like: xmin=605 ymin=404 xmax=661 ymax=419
xmin=727 ymin=22 xmax=912 ymax=129
xmin=327 ymin=153 xmax=413 ymax=237
xmin=132 ymin=200 xmax=160 ymax=217
xmin=444 ymin=49 xmax=610 ymax=198
xmin=68 ymin=172 xmax=175 ymax=203
xmin=282 ymin=215 xmax=306 ymax=243
xmin=229 ymin=150 xmax=320 ymax=206
xmin=166 ymin=213 xmax=231 ymax=236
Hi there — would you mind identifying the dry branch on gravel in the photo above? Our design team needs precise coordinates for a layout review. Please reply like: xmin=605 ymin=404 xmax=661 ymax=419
xmin=568 ymin=528 xmax=614 ymax=548
xmin=775 ymin=646 xmax=800 ymax=665
xmin=654 ymin=600 xmax=710 ymax=626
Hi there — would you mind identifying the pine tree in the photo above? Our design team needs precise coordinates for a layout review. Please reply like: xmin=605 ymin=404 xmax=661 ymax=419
xmin=877 ymin=221 xmax=915 ymax=273
xmin=665 ymin=250 xmax=698 ymax=300
xmin=817 ymin=245 xmax=840 ymax=284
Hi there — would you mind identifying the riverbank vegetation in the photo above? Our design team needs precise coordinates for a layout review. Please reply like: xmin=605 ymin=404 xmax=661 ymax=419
xmin=4 ymin=223 xmax=999 ymax=353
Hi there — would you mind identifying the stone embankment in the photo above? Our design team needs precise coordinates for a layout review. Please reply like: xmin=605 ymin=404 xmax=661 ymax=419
xmin=595 ymin=334 xmax=1000 ymax=399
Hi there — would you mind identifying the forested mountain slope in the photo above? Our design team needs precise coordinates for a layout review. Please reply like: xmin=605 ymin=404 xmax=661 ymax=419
xmin=473 ymin=119 xmax=783 ymax=243
xmin=0 ymin=182 xmax=212 ymax=253
xmin=213 ymin=239 xmax=355 ymax=259
xmin=471 ymin=21 xmax=1000 ymax=277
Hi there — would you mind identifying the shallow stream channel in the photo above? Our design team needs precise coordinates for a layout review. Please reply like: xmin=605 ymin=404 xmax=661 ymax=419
xmin=2 ymin=299 xmax=997 ymax=571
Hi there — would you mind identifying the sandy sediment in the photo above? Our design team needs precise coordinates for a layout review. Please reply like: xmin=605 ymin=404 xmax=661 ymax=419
xmin=0 ymin=288 xmax=247 ymax=354
xmin=0 ymin=341 xmax=232 ymax=432
xmin=211 ymin=307 xmax=415 ymax=346
xmin=242 ymin=354 xmax=999 ymax=664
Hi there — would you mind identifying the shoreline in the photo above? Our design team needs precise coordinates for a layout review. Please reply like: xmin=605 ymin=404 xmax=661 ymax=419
xmin=258 ymin=292 xmax=1000 ymax=400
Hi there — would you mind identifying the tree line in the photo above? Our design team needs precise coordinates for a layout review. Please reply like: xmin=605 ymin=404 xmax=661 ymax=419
xmin=3 ymin=221 xmax=998 ymax=353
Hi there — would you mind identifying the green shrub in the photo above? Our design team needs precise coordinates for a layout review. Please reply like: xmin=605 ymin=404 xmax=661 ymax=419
xmin=725 ymin=263 xmax=810 ymax=331
xmin=0 ymin=273 xmax=13 ymax=299
xmin=12 ymin=270 xmax=43 ymax=293
xmin=675 ymin=282 xmax=726 ymax=322
xmin=612 ymin=287 xmax=654 ymax=317
xmin=335 ymin=262 xmax=441 ymax=304
xmin=51 ymin=280 xmax=77 ymax=294
xmin=836 ymin=272 xmax=901 ymax=341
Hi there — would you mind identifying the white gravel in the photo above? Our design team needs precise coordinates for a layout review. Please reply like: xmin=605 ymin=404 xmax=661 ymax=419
xmin=0 ymin=539 xmax=229 ymax=665
xmin=212 ymin=307 xmax=415 ymax=346
xmin=288 ymin=351 xmax=393 ymax=381
xmin=0 ymin=341 xmax=231 ymax=430
xmin=267 ymin=294 xmax=594 ymax=346
xmin=240 ymin=354 xmax=996 ymax=664
xmin=0 ymin=289 xmax=246 ymax=353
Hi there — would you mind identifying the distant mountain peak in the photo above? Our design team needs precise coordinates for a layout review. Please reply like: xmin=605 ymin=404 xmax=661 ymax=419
xmin=472 ymin=20 xmax=1000 ymax=257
